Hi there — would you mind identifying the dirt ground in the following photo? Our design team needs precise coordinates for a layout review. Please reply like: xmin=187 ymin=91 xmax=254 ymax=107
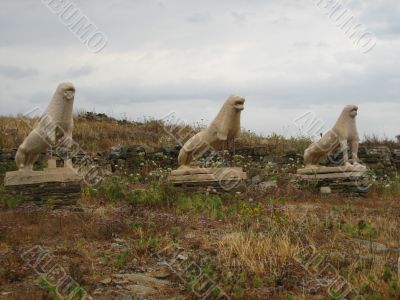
xmin=1 ymin=185 xmax=400 ymax=300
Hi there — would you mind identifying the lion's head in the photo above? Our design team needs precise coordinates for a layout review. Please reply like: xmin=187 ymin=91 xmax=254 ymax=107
xmin=56 ymin=82 xmax=75 ymax=101
xmin=343 ymin=105 xmax=358 ymax=118
xmin=226 ymin=95 xmax=245 ymax=111
xmin=209 ymin=95 xmax=245 ymax=141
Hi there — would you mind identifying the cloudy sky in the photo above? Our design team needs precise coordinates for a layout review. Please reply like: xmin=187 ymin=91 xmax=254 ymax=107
xmin=0 ymin=0 xmax=399 ymax=139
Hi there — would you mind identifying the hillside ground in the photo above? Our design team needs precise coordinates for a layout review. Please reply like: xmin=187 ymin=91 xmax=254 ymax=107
xmin=0 ymin=114 xmax=399 ymax=300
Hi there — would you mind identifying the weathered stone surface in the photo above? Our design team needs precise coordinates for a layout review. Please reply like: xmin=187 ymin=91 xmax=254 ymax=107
xmin=168 ymin=95 xmax=247 ymax=191
xmin=146 ymin=267 xmax=172 ymax=279
xmin=295 ymin=171 xmax=370 ymax=195
xmin=296 ymin=106 xmax=374 ymax=195
xmin=297 ymin=171 xmax=367 ymax=180
xmin=4 ymin=160 xmax=82 ymax=206
xmin=177 ymin=95 xmax=245 ymax=168
xmin=359 ymin=146 xmax=396 ymax=176
xmin=5 ymin=181 xmax=81 ymax=206
xmin=15 ymin=82 xmax=75 ymax=171
xmin=297 ymin=164 xmax=367 ymax=175
xmin=126 ymin=284 xmax=157 ymax=296
xmin=304 ymin=105 xmax=362 ymax=168
xmin=169 ymin=167 xmax=247 ymax=191
xmin=259 ymin=181 xmax=278 ymax=190
xmin=1 ymin=144 xmax=399 ymax=187
xmin=320 ymin=186 xmax=332 ymax=194
xmin=113 ymin=273 xmax=171 ymax=286
xmin=96 ymin=273 xmax=173 ymax=299
xmin=5 ymin=163 xmax=80 ymax=186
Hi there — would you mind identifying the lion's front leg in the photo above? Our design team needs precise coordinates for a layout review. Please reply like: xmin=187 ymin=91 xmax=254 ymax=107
xmin=339 ymin=139 xmax=351 ymax=166
xmin=62 ymin=132 xmax=73 ymax=148
xmin=350 ymin=139 xmax=360 ymax=164
xmin=65 ymin=120 xmax=74 ymax=148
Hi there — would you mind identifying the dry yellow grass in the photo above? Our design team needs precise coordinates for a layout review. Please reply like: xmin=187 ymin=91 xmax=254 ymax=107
xmin=217 ymin=231 xmax=300 ymax=276
xmin=0 ymin=116 xmax=170 ymax=153
xmin=0 ymin=113 xmax=396 ymax=159
xmin=0 ymin=114 xmax=314 ymax=155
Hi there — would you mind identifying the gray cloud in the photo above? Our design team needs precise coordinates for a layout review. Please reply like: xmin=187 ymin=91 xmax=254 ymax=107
xmin=0 ymin=0 xmax=399 ymax=138
xmin=0 ymin=65 xmax=39 ymax=78
xmin=65 ymin=65 xmax=96 ymax=78
xmin=187 ymin=12 xmax=213 ymax=23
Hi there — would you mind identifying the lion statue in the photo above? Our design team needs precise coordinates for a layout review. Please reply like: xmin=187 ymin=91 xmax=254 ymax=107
xmin=178 ymin=95 xmax=245 ymax=169
xmin=15 ymin=82 xmax=75 ymax=171
xmin=303 ymin=105 xmax=361 ymax=168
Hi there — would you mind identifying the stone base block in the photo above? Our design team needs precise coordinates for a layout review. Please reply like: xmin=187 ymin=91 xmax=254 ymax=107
xmin=295 ymin=165 xmax=370 ymax=195
xmin=4 ymin=163 xmax=82 ymax=206
xmin=169 ymin=167 xmax=247 ymax=191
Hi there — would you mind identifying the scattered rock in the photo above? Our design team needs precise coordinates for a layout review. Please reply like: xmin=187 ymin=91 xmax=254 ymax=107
xmin=349 ymin=238 xmax=389 ymax=253
xmin=259 ymin=181 xmax=278 ymax=190
xmin=177 ymin=253 xmax=188 ymax=261
xmin=320 ymin=186 xmax=332 ymax=194
xmin=251 ymin=175 xmax=262 ymax=184
xmin=146 ymin=267 xmax=172 ymax=279
xmin=126 ymin=284 xmax=157 ymax=296
xmin=113 ymin=273 xmax=171 ymax=287
xmin=100 ymin=277 xmax=112 ymax=284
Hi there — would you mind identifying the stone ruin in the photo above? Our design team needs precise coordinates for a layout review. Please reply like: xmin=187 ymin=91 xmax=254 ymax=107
xmin=168 ymin=95 xmax=247 ymax=191
xmin=3 ymin=82 xmax=82 ymax=206
xmin=1 ymin=143 xmax=398 ymax=197
xmin=296 ymin=105 xmax=370 ymax=195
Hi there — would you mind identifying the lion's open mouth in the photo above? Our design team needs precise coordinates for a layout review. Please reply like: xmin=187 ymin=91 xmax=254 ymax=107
xmin=234 ymin=98 xmax=245 ymax=110
xmin=350 ymin=107 xmax=358 ymax=117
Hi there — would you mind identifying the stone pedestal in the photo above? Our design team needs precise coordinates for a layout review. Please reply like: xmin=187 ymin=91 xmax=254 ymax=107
xmin=168 ymin=167 xmax=247 ymax=192
xmin=4 ymin=160 xmax=82 ymax=207
xmin=295 ymin=164 xmax=370 ymax=195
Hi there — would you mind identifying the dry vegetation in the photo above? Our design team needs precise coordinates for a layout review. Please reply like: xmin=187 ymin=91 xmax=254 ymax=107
xmin=1 ymin=114 xmax=394 ymax=155
xmin=1 ymin=180 xmax=400 ymax=299
xmin=0 ymin=114 xmax=314 ymax=155
xmin=0 ymin=113 xmax=399 ymax=300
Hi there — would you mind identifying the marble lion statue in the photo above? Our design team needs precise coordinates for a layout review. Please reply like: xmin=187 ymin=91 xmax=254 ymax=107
xmin=15 ymin=82 xmax=75 ymax=171
xmin=303 ymin=105 xmax=361 ymax=168
xmin=178 ymin=95 xmax=245 ymax=169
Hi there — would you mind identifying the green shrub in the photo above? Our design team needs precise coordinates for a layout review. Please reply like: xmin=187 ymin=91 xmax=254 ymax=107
xmin=176 ymin=193 xmax=224 ymax=219
xmin=100 ymin=176 xmax=128 ymax=200
xmin=128 ymin=183 xmax=183 ymax=207
xmin=1 ymin=192 xmax=22 ymax=208
xmin=115 ymin=251 xmax=131 ymax=269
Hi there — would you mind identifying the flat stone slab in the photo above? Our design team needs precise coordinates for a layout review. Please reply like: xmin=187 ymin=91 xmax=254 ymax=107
xmin=294 ymin=167 xmax=370 ymax=195
xmin=296 ymin=171 xmax=367 ymax=180
xmin=297 ymin=164 xmax=367 ymax=175
xmin=169 ymin=167 xmax=246 ymax=182
xmin=169 ymin=167 xmax=247 ymax=191
xmin=5 ymin=166 xmax=82 ymax=186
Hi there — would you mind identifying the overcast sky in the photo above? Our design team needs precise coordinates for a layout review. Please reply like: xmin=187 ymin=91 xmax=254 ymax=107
xmin=0 ymin=0 xmax=399 ymax=139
